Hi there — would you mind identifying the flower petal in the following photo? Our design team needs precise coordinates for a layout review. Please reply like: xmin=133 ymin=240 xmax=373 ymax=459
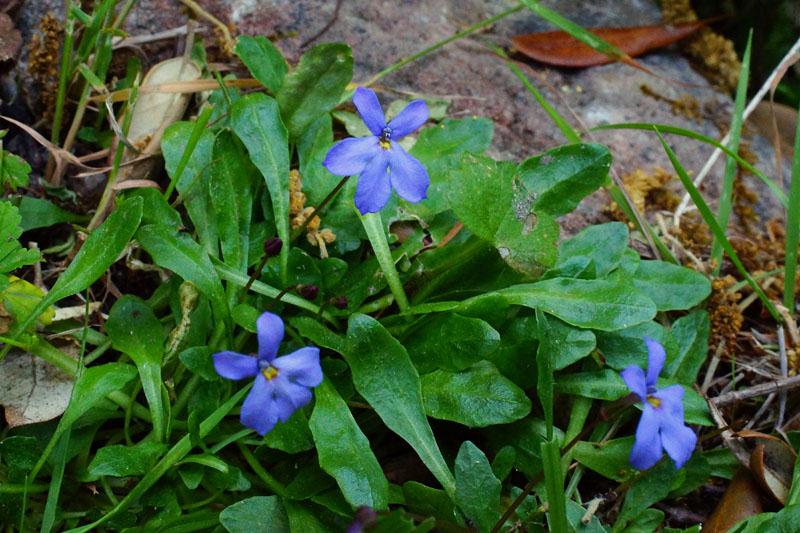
xmin=272 ymin=377 xmax=313 ymax=422
xmin=353 ymin=87 xmax=386 ymax=136
xmin=629 ymin=405 xmax=663 ymax=470
xmin=273 ymin=347 xmax=323 ymax=387
xmin=644 ymin=337 xmax=666 ymax=387
xmin=655 ymin=384 xmax=685 ymax=421
xmin=660 ymin=415 xmax=697 ymax=469
xmin=388 ymin=143 xmax=429 ymax=204
xmin=240 ymin=374 xmax=280 ymax=435
xmin=387 ymin=100 xmax=428 ymax=139
xmin=354 ymin=151 xmax=391 ymax=214
xmin=323 ymin=136 xmax=380 ymax=177
xmin=213 ymin=351 xmax=258 ymax=380
xmin=621 ymin=365 xmax=647 ymax=401
xmin=257 ymin=311 xmax=284 ymax=362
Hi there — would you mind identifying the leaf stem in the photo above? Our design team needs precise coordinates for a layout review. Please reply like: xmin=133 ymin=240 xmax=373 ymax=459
xmin=360 ymin=211 xmax=410 ymax=312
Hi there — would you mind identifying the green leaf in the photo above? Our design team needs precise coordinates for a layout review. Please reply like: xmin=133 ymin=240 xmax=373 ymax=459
xmin=595 ymin=321 xmax=675 ymax=370
xmin=263 ymin=410 xmax=314 ymax=454
xmin=50 ymin=198 xmax=143 ymax=304
xmin=405 ymin=313 xmax=500 ymax=373
xmin=277 ymin=43 xmax=353 ymax=138
xmin=553 ymin=222 xmax=629 ymax=279
xmin=549 ymin=317 xmax=596 ymax=370
xmin=463 ymin=277 xmax=656 ymax=331
xmin=406 ymin=117 xmax=494 ymax=217
xmin=484 ymin=418 xmax=562 ymax=478
xmin=106 ymin=296 xmax=168 ymax=441
xmin=536 ymin=310 xmax=555 ymax=435
xmin=161 ymin=122 xmax=218 ymax=254
xmin=209 ymin=131 xmax=255 ymax=273
xmin=309 ymin=380 xmax=389 ymax=510
xmin=61 ymin=363 xmax=138 ymax=429
xmin=137 ymin=224 xmax=227 ymax=323
xmin=0 ymin=148 xmax=31 ymax=191
xmin=448 ymin=153 xmax=559 ymax=276
xmin=345 ymin=314 xmax=455 ymax=497
xmin=0 ymin=202 xmax=40 ymax=275
xmin=87 ymin=441 xmax=166 ymax=478
xmin=230 ymin=93 xmax=290 ymax=280
xmin=219 ymin=496 xmax=289 ymax=533
xmin=421 ymin=361 xmax=531 ymax=427
xmin=518 ymin=143 xmax=611 ymax=216
xmin=618 ymin=460 xmax=677 ymax=526
xmin=554 ymin=369 xmax=627 ymax=400
xmin=403 ymin=481 xmax=456 ymax=523
xmin=14 ymin=197 xmax=83 ymax=231
xmin=122 ymin=188 xmax=182 ymax=230
xmin=573 ymin=437 xmax=636 ymax=482
xmin=633 ymin=260 xmax=711 ymax=311
xmin=10 ymin=198 xmax=142 ymax=337
xmin=666 ymin=311 xmax=710 ymax=384
xmin=541 ymin=438 xmax=568 ymax=533
xmin=454 ymin=441 xmax=501 ymax=533
xmin=235 ymin=35 xmax=287 ymax=93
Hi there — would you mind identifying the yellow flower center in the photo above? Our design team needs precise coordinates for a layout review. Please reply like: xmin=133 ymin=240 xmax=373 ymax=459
xmin=262 ymin=366 xmax=279 ymax=381
xmin=379 ymin=139 xmax=391 ymax=151
xmin=646 ymin=395 xmax=661 ymax=409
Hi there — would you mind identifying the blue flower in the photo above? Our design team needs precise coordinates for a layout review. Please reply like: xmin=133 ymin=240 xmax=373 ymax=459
xmin=213 ymin=311 xmax=322 ymax=435
xmin=323 ymin=87 xmax=430 ymax=214
xmin=621 ymin=337 xmax=697 ymax=470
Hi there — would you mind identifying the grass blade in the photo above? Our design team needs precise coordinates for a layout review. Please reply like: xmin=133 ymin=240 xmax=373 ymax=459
xmin=656 ymin=128 xmax=781 ymax=322
xmin=594 ymin=122 xmax=788 ymax=206
xmin=711 ymin=32 xmax=752 ymax=272
xmin=783 ymin=99 xmax=800 ymax=312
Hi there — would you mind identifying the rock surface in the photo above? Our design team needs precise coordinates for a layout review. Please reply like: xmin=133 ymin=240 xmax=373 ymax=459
xmin=7 ymin=0 xmax=790 ymax=235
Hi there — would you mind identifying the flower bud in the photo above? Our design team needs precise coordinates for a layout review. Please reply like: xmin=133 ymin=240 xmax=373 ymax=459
xmin=298 ymin=284 xmax=319 ymax=301
xmin=331 ymin=295 xmax=348 ymax=310
xmin=264 ymin=237 xmax=283 ymax=257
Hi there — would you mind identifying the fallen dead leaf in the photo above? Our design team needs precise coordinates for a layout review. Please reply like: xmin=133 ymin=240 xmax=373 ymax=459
xmin=0 ymin=349 xmax=74 ymax=427
xmin=704 ymin=468 xmax=764 ymax=533
xmin=117 ymin=57 xmax=201 ymax=182
xmin=512 ymin=21 xmax=707 ymax=68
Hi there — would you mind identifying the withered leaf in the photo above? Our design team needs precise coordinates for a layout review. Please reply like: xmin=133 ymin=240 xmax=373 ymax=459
xmin=512 ymin=21 xmax=707 ymax=68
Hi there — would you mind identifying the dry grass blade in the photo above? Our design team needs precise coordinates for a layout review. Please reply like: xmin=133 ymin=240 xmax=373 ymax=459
xmin=0 ymin=115 xmax=101 ymax=176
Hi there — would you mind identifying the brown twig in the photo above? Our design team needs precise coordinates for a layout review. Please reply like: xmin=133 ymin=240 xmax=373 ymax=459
xmin=711 ymin=373 xmax=800 ymax=406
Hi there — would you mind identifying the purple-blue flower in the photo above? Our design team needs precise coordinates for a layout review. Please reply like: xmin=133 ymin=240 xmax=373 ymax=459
xmin=621 ymin=337 xmax=697 ymax=470
xmin=213 ymin=311 xmax=323 ymax=435
xmin=323 ymin=87 xmax=430 ymax=214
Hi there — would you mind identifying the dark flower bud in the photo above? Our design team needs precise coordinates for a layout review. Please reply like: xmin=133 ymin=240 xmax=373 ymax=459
xmin=264 ymin=237 xmax=283 ymax=257
xmin=347 ymin=507 xmax=378 ymax=533
xmin=298 ymin=284 xmax=319 ymax=301
xmin=331 ymin=295 xmax=348 ymax=310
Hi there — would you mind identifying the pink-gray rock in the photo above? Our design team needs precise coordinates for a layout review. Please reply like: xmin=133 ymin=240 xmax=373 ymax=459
xmin=8 ymin=0 xmax=790 ymax=232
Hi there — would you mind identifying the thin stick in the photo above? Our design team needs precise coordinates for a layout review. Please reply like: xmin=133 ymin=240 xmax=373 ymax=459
xmin=711 ymin=373 xmax=800 ymax=406
xmin=290 ymin=176 xmax=349 ymax=242
xmin=673 ymin=36 xmax=800 ymax=224
xmin=777 ymin=326 xmax=788 ymax=429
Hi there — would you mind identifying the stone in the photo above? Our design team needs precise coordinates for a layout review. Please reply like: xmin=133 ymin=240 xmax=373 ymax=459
xmin=7 ymin=0 xmax=791 ymax=236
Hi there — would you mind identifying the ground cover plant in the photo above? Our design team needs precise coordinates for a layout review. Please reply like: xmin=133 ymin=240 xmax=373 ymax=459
xmin=1 ymin=1 xmax=800 ymax=531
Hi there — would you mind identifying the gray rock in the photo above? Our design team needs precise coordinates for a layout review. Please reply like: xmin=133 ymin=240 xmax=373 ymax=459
xmin=9 ymin=0 xmax=789 ymax=232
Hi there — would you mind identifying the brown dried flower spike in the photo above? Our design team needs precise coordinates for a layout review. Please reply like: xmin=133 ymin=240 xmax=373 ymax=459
xmin=289 ymin=170 xmax=336 ymax=258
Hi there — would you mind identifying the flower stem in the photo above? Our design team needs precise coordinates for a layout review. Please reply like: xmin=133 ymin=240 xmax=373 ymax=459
xmin=360 ymin=211 xmax=410 ymax=312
